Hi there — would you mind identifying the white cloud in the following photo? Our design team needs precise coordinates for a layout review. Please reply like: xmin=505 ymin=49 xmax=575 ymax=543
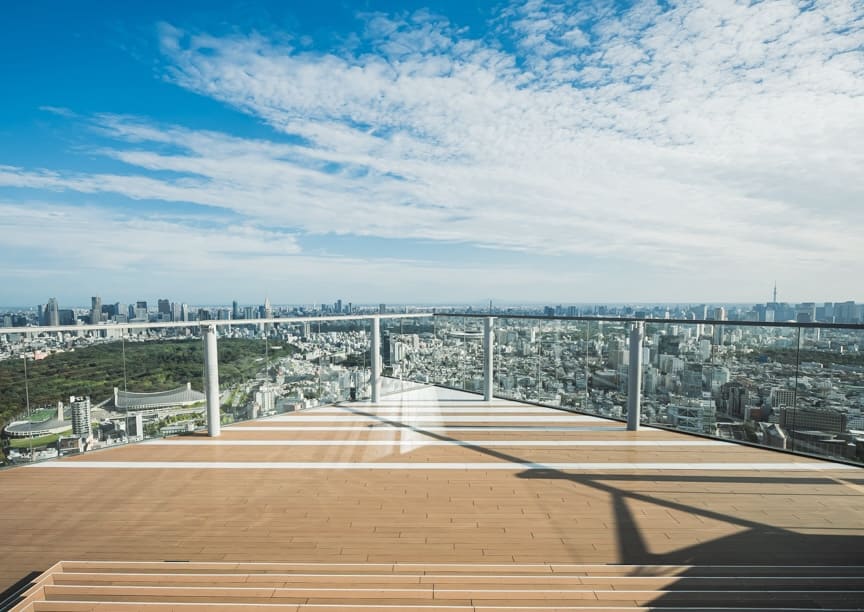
xmin=2 ymin=0 xmax=863 ymax=301
xmin=0 ymin=200 xmax=601 ymax=305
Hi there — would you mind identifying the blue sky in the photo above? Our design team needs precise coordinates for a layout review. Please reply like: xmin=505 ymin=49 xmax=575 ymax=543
xmin=1 ymin=0 xmax=862 ymax=307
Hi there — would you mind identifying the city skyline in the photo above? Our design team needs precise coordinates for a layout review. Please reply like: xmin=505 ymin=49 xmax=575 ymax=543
xmin=4 ymin=294 xmax=863 ymax=327
xmin=1 ymin=1 xmax=863 ymax=304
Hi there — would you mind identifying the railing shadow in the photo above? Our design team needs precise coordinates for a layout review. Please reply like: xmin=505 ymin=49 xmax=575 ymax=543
xmin=335 ymin=392 xmax=864 ymax=571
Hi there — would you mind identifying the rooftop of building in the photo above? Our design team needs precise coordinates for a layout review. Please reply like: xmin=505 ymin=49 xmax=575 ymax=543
xmin=1 ymin=381 xmax=863 ymax=608
xmin=3 ymin=418 xmax=69 ymax=437
xmin=113 ymin=383 xmax=205 ymax=409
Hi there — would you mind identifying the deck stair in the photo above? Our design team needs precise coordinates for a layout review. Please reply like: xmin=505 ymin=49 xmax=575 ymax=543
xmin=7 ymin=561 xmax=864 ymax=611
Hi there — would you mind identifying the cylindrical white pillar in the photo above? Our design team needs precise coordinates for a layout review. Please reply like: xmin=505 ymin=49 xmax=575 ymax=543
xmin=205 ymin=324 xmax=221 ymax=437
xmin=370 ymin=317 xmax=381 ymax=403
xmin=627 ymin=322 xmax=643 ymax=432
xmin=483 ymin=317 xmax=495 ymax=401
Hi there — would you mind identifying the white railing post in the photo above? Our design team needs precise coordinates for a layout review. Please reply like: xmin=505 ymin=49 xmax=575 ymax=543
xmin=483 ymin=317 xmax=495 ymax=401
xmin=371 ymin=316 xmax=381 ymax=403
xmin=627 ymin=322 xmax=643 ymax=431
xmin=204 ymin=324 xmax=221 ymax=437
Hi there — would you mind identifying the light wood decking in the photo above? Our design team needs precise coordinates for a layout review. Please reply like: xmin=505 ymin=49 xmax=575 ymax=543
xmin=2 ymin=384 xmax=863 ymax=609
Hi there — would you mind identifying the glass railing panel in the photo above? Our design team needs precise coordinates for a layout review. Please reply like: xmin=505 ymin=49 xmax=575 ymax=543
xmin=492 ymin=316 xmax=515 ymax=400
xmin=781 ymin=324 xmax=864 ymax=463
xmin=461 ymin=317 xmax=485 ymax=395
xmin=581 ymin=318 xmax=629 ymax=420
xmin=377 ymin=316 xmax=429 ymax=395
xmin=496 ymin=316 xmax=541 ymax=403
xmin=380 ymin=316 xmax=404 ymax=394
xmin=1 ymin=325 xmax=209 ymax=464
xmin=216 ymin=319 xmax=303 ymax=426
xmin=637 ymin=320 xmax=864 ymax=466
xmin=301 ymin=317 xmax=372 ymax=406
xmin=539 ymin=319 xmax=592 ymax=414
xmin=726 ymin=322 xmax=799 ymax=446
xmin=640 ymin=321 xmax=721 ymax=434
xmin=393 ymin=315 xmax=437 ymax=387
xmin=420 ymin=315 xmax=476 ymax=391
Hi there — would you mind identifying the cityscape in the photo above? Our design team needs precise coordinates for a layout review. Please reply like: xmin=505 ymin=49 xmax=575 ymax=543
xmin=2 ymin=294 xmax=862 ymax=466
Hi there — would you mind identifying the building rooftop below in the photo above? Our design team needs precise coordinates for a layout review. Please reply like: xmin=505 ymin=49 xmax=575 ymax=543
xmin=113 ymin=383 xmax=205 ymax=410
xmin=2 ymin=381 xmax=863 ymax=608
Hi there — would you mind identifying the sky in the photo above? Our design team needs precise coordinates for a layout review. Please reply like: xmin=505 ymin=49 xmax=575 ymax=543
xmin=1 ymin=0 xmax=862 ymax=307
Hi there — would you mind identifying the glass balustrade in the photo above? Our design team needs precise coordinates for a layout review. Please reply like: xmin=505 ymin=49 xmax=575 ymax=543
xmin=2 ymin=313 xmax=862 ymax=467
xmin=402 ymin=314 xmax=864 ymax=467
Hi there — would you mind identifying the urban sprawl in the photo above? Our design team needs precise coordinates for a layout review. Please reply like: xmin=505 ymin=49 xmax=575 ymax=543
xmin=1 ymin=296 xmax=862 ymax=465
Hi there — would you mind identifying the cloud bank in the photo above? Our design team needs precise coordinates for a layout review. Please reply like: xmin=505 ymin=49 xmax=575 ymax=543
xmin=1 ymin=0 xmax=862 ymax=302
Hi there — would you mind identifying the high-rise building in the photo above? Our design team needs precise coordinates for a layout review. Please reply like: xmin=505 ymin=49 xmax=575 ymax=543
xmin=682 ymin=366 xmax=704 ymax=398
xmin=59 ymin=309 xmax=75 ymax=325
xmin=46 ymin=298 xmax=60 ymax=327
xmin=171 ymin=302 xmax=182 ymax=322
xmin=90 ymin=296 xmax=102 ymax=325
xmin=335 ymin=299 xmax=342 ymax=314
xmin=134 ymin=301 xmax=148 ymax=321
xmin=834 ymin=301 xmax=858 ymax=323
xmin=181 ymin=303 xmax=189 ymax=322
xmin=379 ymin=303 xmax=386 ymax=314
xmin=232 ymin=300 xmax=240 ymax=319
xmin=158 ymin=299 xmax=171 ymax=319
xmin=717 ymin=382 xmax=750 ymax=419
xmin=37 ymin=304 xmax=44 ymax=325
xmin=70 ymin=396 xmax=92 ymax=440
xmin=798 ymin=302 xmax=816 ymax=323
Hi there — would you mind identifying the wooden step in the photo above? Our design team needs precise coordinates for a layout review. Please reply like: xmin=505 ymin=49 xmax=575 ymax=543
xmin=48 ymin=571 xmax=864 ymax=590
xmin=8 ymin=561 xmax=864 ymax=612
xmin=55 ymin=560 xmax=864 ymax=576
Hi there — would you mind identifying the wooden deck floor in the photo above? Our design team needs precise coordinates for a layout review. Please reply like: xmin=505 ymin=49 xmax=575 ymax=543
xmin=1 ymin=384 xmax=863 ymax=594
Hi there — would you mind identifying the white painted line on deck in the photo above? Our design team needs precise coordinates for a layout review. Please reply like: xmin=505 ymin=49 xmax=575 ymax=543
xmin=309 ymin=407 xmax=575 ymax=415
xmin=228 ymin=426 xmax=659 ymax=432
xmin=266 ymin=415 xmax=610 ymax=423
xmin=146 ymin=439 xmax=729 ymax=447
xmin=29 ymin=461 xmax=855 ymax=471
xmin=52 ymin=571 xmax=864 ymax=580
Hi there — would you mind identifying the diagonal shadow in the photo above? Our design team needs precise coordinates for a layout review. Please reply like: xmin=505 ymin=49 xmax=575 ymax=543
xmin=325 ymin=396 xmax=864 ymax=567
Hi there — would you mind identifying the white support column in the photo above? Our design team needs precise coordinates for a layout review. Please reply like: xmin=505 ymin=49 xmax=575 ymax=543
xmin=204 ymin=324 xmax=221 ymax=437
xmin=483 ymin=317 xmax=495 ymax=401
xmin=370 ymin=316 xmax=381 ymax=403
xmin=627 ymin=322 xmax=644 ymax=432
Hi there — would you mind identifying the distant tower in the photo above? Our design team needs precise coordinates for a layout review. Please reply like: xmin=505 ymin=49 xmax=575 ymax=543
xmin=46 ymin=298 xmax=60 ymax=327
xmin=773 ymin=282 xmax=777 ymax=304
xmin=69 ymin=396 xmax=92 ymax=440
xmin=90 ymin=296 xmax=102 ymax=324
xmin=263 ymin=298 xmax=273 ymax=332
